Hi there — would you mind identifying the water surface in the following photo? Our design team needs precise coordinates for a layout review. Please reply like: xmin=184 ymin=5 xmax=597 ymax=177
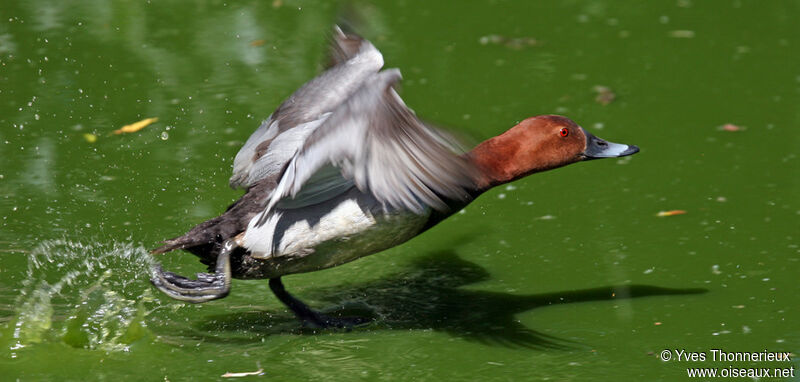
xmin=0 ymin=0 xmax=798 ymax=380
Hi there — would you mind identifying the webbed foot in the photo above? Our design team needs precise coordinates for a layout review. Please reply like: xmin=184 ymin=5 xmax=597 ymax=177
xmin=150 ymin=240 xmax=235 ymax=303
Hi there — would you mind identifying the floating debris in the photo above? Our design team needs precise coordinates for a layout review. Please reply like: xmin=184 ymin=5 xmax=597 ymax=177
xmin=718 ymin=123 xmax=741 ymax=132
xmin=479 ymin=34 xmax=503 ymax=45
xmin=479 ymin=34 xmax=539 ymax=50
xmin=250 ymin=39 xmax=266 ymax=47
xmin=669 ymin=30 xmax=695 ymax=38
xmin=593 ymin=85 xmax=616 ymax=106
xmin=656 ymin=210 xmax=686 ymax=217
xmin=83 ymin=133 xmax=97 ymax=143
xmin=114 ymin=117 xmax=158 ymax=135
xmin=222 ymin=369 xmax=265 ymax=378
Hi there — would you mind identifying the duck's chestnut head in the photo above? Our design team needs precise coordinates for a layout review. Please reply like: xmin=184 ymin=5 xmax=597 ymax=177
xmin=469 ymin=115 xmax=639 ymax=188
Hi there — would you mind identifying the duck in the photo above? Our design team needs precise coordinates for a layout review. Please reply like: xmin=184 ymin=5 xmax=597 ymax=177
xmin=150 ymin=26 xmax=639 ymax=328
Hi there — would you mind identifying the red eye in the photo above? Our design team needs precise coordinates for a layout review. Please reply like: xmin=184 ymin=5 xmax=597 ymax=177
xmin=559 ymin=128 xmax=569 ymax=137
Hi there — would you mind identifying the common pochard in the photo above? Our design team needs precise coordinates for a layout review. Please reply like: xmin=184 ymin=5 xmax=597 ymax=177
xmin=151 ymin=27 xmax=639 ymax=328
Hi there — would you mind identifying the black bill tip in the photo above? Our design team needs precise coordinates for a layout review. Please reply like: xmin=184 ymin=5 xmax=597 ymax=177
xmin=582 ymin=128 xmax=640 ymax=160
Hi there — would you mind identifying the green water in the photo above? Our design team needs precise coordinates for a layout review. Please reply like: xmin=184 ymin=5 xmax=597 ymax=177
xmin=1 ymin=0 xmax=798 ymax=380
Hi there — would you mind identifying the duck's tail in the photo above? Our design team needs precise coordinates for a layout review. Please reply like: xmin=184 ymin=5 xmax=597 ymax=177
xmin=150 ymin=214 xmax=238 ymax=256
xmin=151 ymin=184 xmax=269 ymax=257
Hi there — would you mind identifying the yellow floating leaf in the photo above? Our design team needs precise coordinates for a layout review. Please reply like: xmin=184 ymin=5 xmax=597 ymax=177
xmin=114 ymin=117 xmax=158 ymax=135
xmin=656 ymin=210 xmax=687 ymax=217
xmin=83 ymin=133 xmax=98 ymax=143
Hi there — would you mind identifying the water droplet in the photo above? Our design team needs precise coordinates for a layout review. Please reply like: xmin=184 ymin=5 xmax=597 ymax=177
xmin=160 ymin=131 xmax=169 ymax=140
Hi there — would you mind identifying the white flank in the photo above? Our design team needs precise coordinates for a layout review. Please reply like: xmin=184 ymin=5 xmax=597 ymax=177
xmin=241 ymin=190 xmax=429 ymax=276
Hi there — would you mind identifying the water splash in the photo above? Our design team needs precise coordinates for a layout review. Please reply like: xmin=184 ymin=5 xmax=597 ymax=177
xmin=9 ymin=239 xmax=157 ymax=353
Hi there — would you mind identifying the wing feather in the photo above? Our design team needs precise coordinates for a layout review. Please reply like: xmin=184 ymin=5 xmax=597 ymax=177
xmin=256 ymin=69 xmax=476 ymax=225
xmin=229 ymin=30 xmax=384 ymax=189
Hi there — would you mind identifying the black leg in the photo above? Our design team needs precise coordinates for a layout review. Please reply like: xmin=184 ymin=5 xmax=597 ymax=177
xmin=151 ymin=240 xmax=235 ymax=303
xmin=269 ymin=277 xmax=370 ymax=329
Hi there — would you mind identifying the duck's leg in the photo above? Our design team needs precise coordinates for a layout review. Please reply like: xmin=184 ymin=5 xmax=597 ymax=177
xmin=268 ymin=277 xmax=370 ymax=329
xmin=151 ymin=240 xmax=235 ymax=303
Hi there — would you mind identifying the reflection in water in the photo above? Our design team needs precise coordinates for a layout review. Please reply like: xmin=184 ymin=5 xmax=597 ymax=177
xmin=0 ymin=32 xmax=15 ymax=55
xmin=23 ymin=0 xmax=67 ymax=32
xmin=5 ymin=240 xmax=156 ymax=355
xmin=24 ymin=137 xmax=56 ymax=195
xmin=197 ymin=253 xmax=707 ymax=349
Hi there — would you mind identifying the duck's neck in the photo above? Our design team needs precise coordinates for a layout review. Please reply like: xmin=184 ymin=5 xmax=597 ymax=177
xmin=423 ymin=129 xmax=545 ymax=231
xmin=467 ymin=128 xmax=556 ymax=193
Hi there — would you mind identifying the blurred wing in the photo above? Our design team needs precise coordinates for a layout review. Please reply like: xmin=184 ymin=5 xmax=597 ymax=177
xmin=230 ymin=29 xmax=384 ymax=189
xmin=327 ymin=25 xmax=365 ymax=67
xmin=274 ymin=163 xmax=354 ymax=209
xmin=257 ymin=69 xmax=476 ymax=225
xmin=234 ymin=116 xmax=330 ymax=190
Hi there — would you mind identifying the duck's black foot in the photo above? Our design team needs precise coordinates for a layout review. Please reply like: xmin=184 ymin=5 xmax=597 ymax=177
xmin=150 ymin=240 xmax=235 ymax=303
xmin=269 ymin=277 xmax=372 ymax=329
